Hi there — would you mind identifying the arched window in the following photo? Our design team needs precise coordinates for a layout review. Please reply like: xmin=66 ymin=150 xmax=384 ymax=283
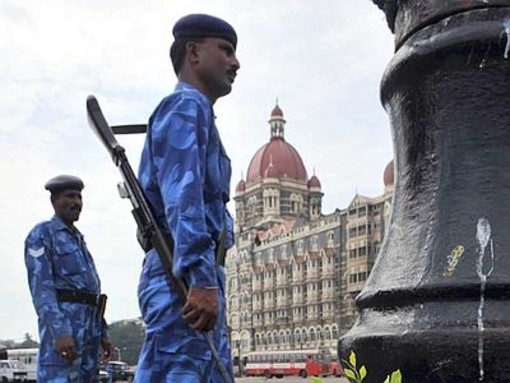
xmin=332 ymin=326 xmax=339 ymax=340
xmin=298 ymin=240 xmax=305 ymax=256
xmin=279 ymin=331 xmax=285 ymax=344
xmin=326 ymin=230 xmax=335 ymax=248
xmin=273 ymin=331 xmax=279 ymax=345
xmin=310 ymin=328 xmax=316 ymax=342
xmin=295 ymin=330 xmax=301 ymax=344
xmin=290 ymin=193 xmax=304 ymax=214
xmin=324 ymin=326 xmax=331 ymax=340
xmin=311 ymin=235 xmax=319 ymax=251
xmin=247 ymin=196 xmax=257 ymax=216
xmin=268 ymin=248 xmax=274 ymax=263
xmin=286 ymin=330 xmax=292 ymax=344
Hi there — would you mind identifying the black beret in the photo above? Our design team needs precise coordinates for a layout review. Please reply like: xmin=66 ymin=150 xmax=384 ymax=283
xmin=45 ymin=175 xmax=84 ymax=194
xmin=173 ymin=14 xmax=237 ymax=48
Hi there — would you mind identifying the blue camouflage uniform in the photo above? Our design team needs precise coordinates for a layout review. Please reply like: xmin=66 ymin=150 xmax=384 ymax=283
xmin=25 ymin=216 xmax=107 ymax=383
xmin=135 ymin=81 xmax=235 ymax=382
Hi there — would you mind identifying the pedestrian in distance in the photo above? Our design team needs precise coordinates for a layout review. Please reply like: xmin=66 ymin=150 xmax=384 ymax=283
xmin=135 ymin=13 xmax=240 ymax=382
xmin=24 ymin=175 xmax=114 ymax=382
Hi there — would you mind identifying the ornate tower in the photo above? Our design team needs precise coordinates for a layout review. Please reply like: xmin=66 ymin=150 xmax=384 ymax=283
xmin=234 ymin=104 xmax=323 ymax=231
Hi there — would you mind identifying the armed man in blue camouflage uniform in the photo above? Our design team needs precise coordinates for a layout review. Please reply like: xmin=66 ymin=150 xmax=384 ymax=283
xmin=135 ymin=14 xmax=240 ymax=382
xmin=25 ymin=175 xmax=113 ymax=382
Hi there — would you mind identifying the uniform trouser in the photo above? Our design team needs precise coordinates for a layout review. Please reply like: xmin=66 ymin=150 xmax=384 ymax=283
xmin=134 ymin=251 xmax=234 ymax=383
xmin=37 ymin=303 xmax=101 ymax=383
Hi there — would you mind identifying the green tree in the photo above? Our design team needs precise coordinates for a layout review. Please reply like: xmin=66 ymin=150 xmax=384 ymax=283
xmin=18 ymin=333 xmax=39 ymax=348
xmin=108 ymin=319 xmax=145 ymax=366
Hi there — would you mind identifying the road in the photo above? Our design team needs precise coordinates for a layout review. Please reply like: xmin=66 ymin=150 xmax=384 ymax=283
xmin=236 ymin=377 xmax=349 ymax=383
xmin=114 ymin=376 xmax=349 ymax=383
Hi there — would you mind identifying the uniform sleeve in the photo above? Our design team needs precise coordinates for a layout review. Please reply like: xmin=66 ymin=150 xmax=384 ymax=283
xmin=225 ymin=208 xmax=235 ymax=249
xmin=152 ymin=98 xmax=217 ymax=287
xmin=25 ymin=227 xmax=72 ymax=339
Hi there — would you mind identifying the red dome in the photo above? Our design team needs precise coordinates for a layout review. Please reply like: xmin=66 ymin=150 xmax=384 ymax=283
xmin=271 ymin=104 xmax=283 ymax=117
xmin=264 ymin=161 xmax=279 ymax=178
xmin=383 ymin=160 xmax=394 ymax=186
xmin=247 ymin=138 xmax=308 ymax=184
xmin=308 ymin=175 xmax=321 ymax=189
xmin=236 ymin=179 xmax=246 ymax=193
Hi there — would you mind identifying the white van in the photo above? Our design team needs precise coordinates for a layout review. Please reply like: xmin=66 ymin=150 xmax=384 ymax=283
xmin=4 ymin=349 xmax=37 ymax=382
xmin=0 ymin=359 xmax=28 ymax=382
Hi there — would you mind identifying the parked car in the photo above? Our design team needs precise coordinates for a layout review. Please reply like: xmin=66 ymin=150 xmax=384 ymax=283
xmin=0 ymin=359 xmax=28 ymax=382
xmin=98 ymin=369 xmax=110 ymax=383
xmin=105 ymin=361 xmax=134 ymax=382
xmin=1 ymin=348 xmax=37 ymax=382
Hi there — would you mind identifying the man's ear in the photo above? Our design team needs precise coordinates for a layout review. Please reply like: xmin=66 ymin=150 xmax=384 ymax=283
xmin=186 ymin=41 xmax=201 ymax=65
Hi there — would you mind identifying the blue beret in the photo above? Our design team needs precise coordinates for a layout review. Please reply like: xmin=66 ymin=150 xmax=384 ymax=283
xmin=45 ymin=175 xmax=84 ymax=193
xmin=173 ymin=14 xmax=237 ymax=48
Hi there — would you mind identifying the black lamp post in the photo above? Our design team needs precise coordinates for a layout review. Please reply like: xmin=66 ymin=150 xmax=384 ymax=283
xmin=339 ymin=1 xmax=510 ymax=382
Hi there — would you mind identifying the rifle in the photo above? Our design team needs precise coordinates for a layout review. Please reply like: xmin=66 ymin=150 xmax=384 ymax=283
xmin=86 ymin=95 xmax=233 ymax=383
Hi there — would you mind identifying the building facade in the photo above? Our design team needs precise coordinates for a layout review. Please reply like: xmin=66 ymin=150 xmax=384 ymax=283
xmin=225 ymin=105 xmax=394 ymax=358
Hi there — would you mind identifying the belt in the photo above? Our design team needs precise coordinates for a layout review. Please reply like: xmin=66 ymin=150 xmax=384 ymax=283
xmin=56 ymin=289 xmax=99 ymax=306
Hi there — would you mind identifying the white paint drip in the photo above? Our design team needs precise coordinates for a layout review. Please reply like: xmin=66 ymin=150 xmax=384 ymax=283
xmin=476 ymin=218 xmax=495 ymax=382
xmin=504 ymin=19 xmax=510 ymax=59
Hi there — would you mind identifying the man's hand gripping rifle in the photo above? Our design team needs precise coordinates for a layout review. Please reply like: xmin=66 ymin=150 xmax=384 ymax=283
xmin=86 ymin=95 xmax=233 ymax=383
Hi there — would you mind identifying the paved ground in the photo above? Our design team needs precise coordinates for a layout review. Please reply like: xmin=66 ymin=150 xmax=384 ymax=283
xmin=116 ymin=377 xmax=349 ymax=382
xmin=236 ymin=377 xmax=349 ymax=383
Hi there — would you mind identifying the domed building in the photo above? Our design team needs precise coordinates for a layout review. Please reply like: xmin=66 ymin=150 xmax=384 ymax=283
xmin=226 ymin=103 xmax=394 ymax=362
xmin=234 ymin=104 xmax=323 ymax=231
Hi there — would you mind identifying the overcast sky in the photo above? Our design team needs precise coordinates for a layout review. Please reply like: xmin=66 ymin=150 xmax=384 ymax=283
xmin=0 ymin=0 xmax=394 ymax=341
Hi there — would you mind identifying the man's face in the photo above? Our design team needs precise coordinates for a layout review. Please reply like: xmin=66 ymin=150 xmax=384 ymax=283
xmin=52 ymin=189 xmax=83 ymax=226
xmin=194 ymin=37 xmax=240 ymax=100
